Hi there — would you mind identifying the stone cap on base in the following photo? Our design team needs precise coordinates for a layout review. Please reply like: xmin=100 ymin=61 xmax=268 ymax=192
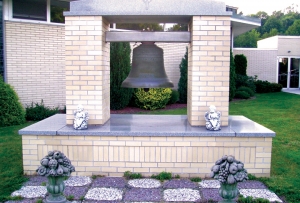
xmin=19 ymin=114 xmax=275 ymax=137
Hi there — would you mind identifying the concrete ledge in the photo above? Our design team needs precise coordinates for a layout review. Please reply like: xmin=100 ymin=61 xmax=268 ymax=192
xmin=106 ymin=31 xmax=191 ymax=43
xmin=19 ymin=114 xmax=275 ymax=137
xmin=64 ymin=0 xmax=231 ymax=23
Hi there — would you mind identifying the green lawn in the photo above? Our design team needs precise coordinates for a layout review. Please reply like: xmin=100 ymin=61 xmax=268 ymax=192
xmin=0 ymin=92 xmax=299 ymax=202
xmin=0 ymin=122 xmax=34 ymax=201
xmin=229 ymin=92 xmax=300 ymax=203
xmin=141 ymin=92 xmax=300 ymax=202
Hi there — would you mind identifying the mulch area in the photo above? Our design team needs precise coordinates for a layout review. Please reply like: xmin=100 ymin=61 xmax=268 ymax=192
xmin=110 ymin=103 xmax=187 ymax=114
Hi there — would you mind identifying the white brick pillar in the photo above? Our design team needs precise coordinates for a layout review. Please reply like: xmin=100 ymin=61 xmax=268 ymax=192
xmin=188 ymin=16 xmax=231 ymax=126
xmin=65 ymin=16 xmax=110 ymax=125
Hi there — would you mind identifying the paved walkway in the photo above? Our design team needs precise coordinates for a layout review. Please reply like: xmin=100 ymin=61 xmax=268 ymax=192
xmin=7 ymin=176 xmax=283 ymax=202
xmin=282 ymin=88 xmax=300 ymax=95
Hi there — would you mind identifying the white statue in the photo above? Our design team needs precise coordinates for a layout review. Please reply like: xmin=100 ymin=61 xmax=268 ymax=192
xmin=205 ymin=105 xmax=221 ymax=131
xmin=73 ymin=104 xmax=89 ymax=130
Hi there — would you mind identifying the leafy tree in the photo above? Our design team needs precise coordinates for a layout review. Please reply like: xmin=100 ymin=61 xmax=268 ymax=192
xmin=234 ymin=7 xmax=300 ymax=47
xmin=261 ymin=28 xmax=278 ymax=39
xmin=116 ymin=23 xmax=163 ymax=31
xmin=168 ymin=24 xmax=188 ymax=31
xmin=234 ymin=29 xmax=260 ymax=48
xmin=110 ymin=42 xmax=133 ymax=110
xmin=286 ymin=19 xmax=300 ymax=35
xmin=263 ymin=16 xmax=283 ymax=33
xmin=178 ymin=48 xmax=188 ymax=104
xmin=281 ymin=12 xmax=300 ymax=31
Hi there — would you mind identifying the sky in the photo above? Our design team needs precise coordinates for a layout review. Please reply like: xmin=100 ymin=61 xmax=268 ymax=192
xmin=222 ymin=0 xmax=299 ymax=15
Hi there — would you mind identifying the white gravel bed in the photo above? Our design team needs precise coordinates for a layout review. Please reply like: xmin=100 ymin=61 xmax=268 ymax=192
xmin=11 ymin=186 xmax=47 ymax=198
xmin=239 ymin=189 xmax=282 ymax=202
xmin=163 ymin=188 xmax=201 ymax=202
xmin=199 ymin=180 xmax=220 ymax=188
xmin=64 ymin=176 xmax=91 ymax=186
xmin=85 ymin=187 xmax=123 ymax=201
xmin=128 ymin=179 xmax=161 ymax=188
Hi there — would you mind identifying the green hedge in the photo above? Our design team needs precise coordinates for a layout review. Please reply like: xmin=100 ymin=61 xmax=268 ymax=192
xmin=235 ymin=91 xmax=251 ymax=99
xmin=134 ymin=88 xmax=172 ymax=110
xmin=25 ymin=100 xmax=59 ymax=121
xmin=0 ymin=78 xmax=26 ymax=127
xmin=237 ymin=86 xmax=255 ymax=97
xmin=235 ymin=74 xmax=256 ymax=93
xmin=255 ymin=80 xmax=283 ymax=93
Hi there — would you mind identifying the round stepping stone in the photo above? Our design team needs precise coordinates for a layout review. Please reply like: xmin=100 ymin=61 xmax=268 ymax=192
xmin=11 ymin=186 xmax=47 ymax=198
xmin=64 ymin=176 xmax=91 ymax=186
xmin=164 ymin=188 xmax=201 ymax=202
xmin=85 ymin=188 xmax=123 ymax=201
xmin=199 ymin=180 xmax=220 ymax=188
xmin=128 ymin=179 xmax=161 ymax=188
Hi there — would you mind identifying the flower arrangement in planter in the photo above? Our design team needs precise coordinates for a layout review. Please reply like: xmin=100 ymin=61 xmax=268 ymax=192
xmin=37 ymin=150 xmax=75 ymax=203
xmin=210 ymin=155 xmax=248 ymax=203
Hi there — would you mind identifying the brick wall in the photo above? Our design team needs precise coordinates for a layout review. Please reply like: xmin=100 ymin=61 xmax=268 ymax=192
xmin=188 ymin=16 xmax=231 ymax=126
xmin=22 ymin=134 xmax=272 ymax=177
xmin=233 ymin=48 xmax=278 ymax=83
xmin=65 ymin=16 xmax=110 ymax=125
xmin=5 ymin=21 xmax=66 ymax=108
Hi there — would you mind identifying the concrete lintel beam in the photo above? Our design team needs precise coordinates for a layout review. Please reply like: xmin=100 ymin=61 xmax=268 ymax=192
xmin=105 ymin=31 xmax=191 ymax=43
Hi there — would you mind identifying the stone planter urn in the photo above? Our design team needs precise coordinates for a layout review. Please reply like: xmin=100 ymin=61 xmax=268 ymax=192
xmin=218 ymin=182 xmax=239 ymax=203
xmin=210 ymin=155 xmax=248 ymax=203
xmin=36 ymin=150 xmax=75 ymax=203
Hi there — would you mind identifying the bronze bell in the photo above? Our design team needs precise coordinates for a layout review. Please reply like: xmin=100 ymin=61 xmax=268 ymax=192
xmin=121 ymin=42 xmax=174 ymax=88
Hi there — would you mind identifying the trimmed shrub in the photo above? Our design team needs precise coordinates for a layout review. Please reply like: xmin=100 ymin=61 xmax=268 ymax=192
xmin=237 ymin=86 xmax=255 ymax=97
xmin=235 ymin=74 xmax=256 ymax=93
xmin=254 ymin=80 xmax=270 ymax=93
xmin=234 ymin=54 xmax=247 ymax=76
xmin=0 ymin=78 xmax=26 ymax=127
xmin=110 ymin=42 xmax=133 ymax=110
xmin=255 ymin=80 xmax=283 ymax=93
xmin=234 ymin=91 xmax=250 ymax=99
xmin=25 ymin=100 xmax=59 ymax=121
xmin=134 ymin=88 xmax=172 ymax=110
xmin=229 ymin=50 xmax=236 ymax=101
xmin=270 ymin=83 xmax=283 ymax=92
xmin=168 ymin=89 xmax=179 ymax=104
xmin=178 ymin=48 xmax=188 ymax=104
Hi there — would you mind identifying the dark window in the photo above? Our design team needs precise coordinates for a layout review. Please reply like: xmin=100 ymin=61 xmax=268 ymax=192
xmin=13 ymin=0 xmax=47 ymax=21
xmin=51 ymin=0 xmax=69 ymax=23
xmin=0 ymin=0 xmax=3 ymax=79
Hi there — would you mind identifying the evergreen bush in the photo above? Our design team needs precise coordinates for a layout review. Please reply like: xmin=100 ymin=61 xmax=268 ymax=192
xmin=110 ymin=42 xmax=133 ymax=110
xmin=270 ymin=83 xmax=283 ymax=92
xmin=168 ymin=89 xmax=179 ymax=104
xmin=235 ymin=74 xmax=256 ymax=93
xmin=235 ymin=91 xmax=251 ymax=99
xmin=255 ymin=80 xmax=283 ymax=93
xmin=178 ymin=48 xmax=188 ymax=103
xmin=234 ymin=54 xmax=247 ymax=76
xmin=229 ymin=50 xmax=236 ymax=101
xmin=0 ymin=78 xmax=26 ymax=127
xmin=25 ymin=100 xmax=59 ymax=121
xmin=237 ymin=86 xmax=255 ymax=97
xmin=134 ymin=88 xmax=172 ymax=110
